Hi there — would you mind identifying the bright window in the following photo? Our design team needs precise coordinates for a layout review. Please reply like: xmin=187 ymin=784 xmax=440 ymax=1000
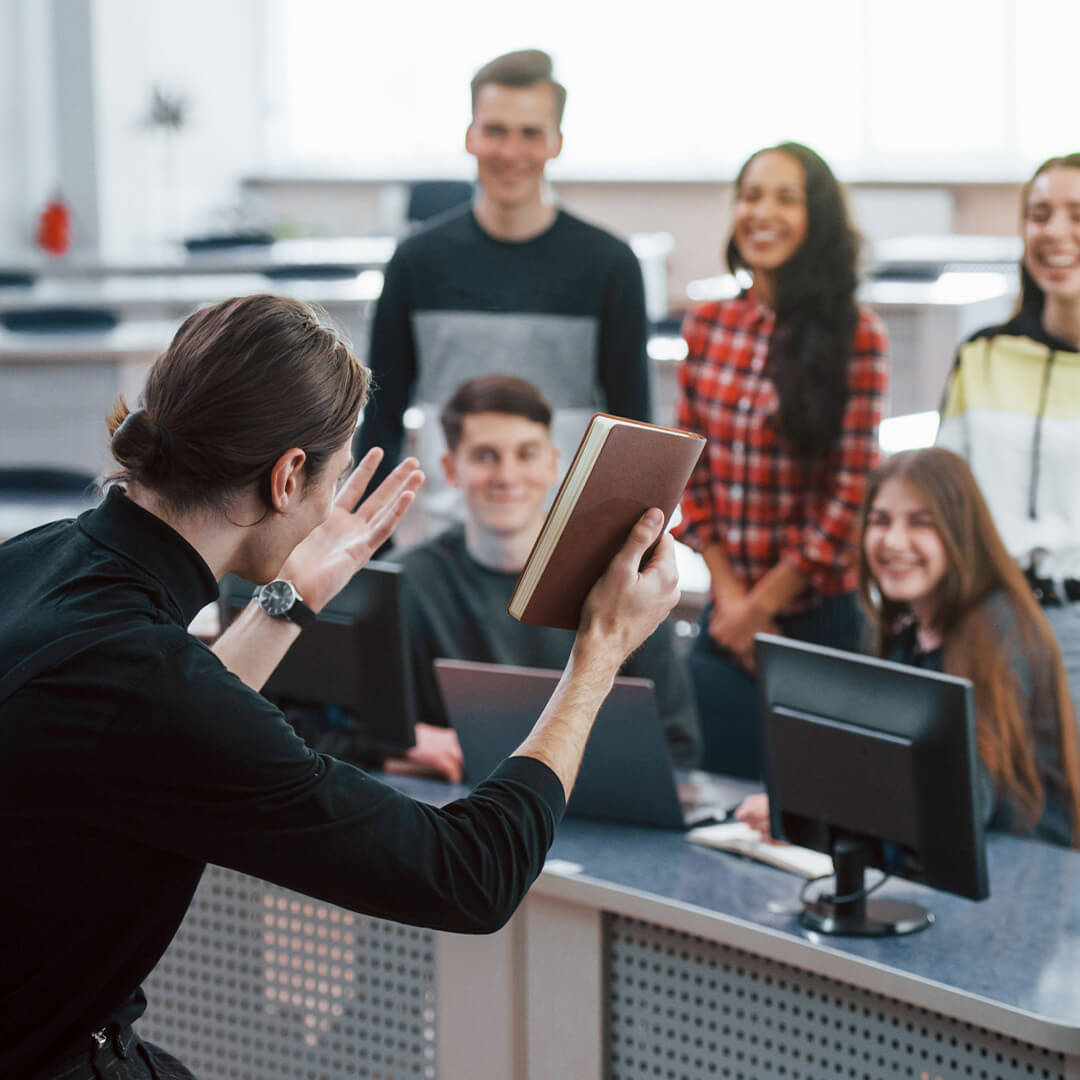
xmin=264 ymin=0 xmax=1072 ymax=181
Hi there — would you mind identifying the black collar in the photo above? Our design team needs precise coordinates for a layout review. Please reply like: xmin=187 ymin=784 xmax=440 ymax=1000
xmin=77 ymin=488 xmax=219 ymax=626
xmin=1005 ymin=309 xmax=1077 ymax=354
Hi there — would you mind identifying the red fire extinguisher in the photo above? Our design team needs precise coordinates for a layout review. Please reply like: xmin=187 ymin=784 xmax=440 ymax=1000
xmin=36 ymin=193 xmax=72 ymax=255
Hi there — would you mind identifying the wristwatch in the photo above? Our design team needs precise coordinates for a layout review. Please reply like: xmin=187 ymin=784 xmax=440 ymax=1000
xmin=252 ymin=579 xmax=317 ymax=630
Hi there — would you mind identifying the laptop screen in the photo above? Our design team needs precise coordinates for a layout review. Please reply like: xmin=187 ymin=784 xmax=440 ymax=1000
xmin=434 ymin=659 xmax=688 ymax=829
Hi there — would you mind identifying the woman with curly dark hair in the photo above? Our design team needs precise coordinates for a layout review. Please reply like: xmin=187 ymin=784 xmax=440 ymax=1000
xmin=674 ymin=142 xmax=889 ymax=777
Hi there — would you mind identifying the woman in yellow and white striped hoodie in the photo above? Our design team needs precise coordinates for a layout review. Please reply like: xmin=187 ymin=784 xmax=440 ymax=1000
xmin=938 ymin=153 xmax=1080 ymax=701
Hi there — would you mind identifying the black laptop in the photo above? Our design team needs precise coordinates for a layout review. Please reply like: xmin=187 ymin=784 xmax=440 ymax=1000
xmin=434 ymin=659 xmax=722 ymax=829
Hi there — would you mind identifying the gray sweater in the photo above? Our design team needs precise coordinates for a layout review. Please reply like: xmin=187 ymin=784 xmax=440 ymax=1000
xmin=889 ymin=591 xmax=1072 ymax=847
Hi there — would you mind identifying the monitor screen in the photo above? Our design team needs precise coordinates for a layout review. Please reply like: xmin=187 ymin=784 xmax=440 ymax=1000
xmin=219 ymin=560 xmax=416 ymax=758
xmin=755 ymin=633 xmax=989 ymax=937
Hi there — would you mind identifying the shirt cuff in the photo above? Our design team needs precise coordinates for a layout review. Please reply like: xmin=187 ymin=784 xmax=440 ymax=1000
xmin=490 ymin=755 xmax=567 ymax=825
xmin=671 ymin=517 xmax=714 ymax=552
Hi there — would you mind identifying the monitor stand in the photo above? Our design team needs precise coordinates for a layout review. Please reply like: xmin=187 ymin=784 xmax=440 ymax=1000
xmin=799 ymin=836 xmax=933 ymax=937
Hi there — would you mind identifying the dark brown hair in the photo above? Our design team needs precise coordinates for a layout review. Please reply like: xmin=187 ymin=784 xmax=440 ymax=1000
xmin=1017 ymin=153 xmax=1080 ymax=318
xmin=439 ymin=374 xmax=553 ymax=452
xmin=470 ymin=49 xmax=566 ymax=128
xmin=726 ymin=142 xmax=861 ymax=460
xmin=106 ymin=294 xmax=369 ymax=513
xmin=857 ymin=447 xmax=1080 ymax=843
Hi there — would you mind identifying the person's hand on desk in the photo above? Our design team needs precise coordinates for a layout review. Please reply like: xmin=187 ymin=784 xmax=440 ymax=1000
xmin=734 ymin=793 xmax=772 ymax=838
xmin=280 ymin=449 xmax=424 ymax=612
xmin=383 ymin=723 xmax=465 ymax=784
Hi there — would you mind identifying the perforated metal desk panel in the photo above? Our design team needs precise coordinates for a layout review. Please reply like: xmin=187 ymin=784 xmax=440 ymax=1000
xmin=138 ymin=775 xmax=1080 ymax=1080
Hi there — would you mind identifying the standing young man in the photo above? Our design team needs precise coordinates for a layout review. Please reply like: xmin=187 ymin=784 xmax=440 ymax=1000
xmin=395 ymin=376 xmax=699 ymax=777
xmin=357 ymin=50 xmax=651 ymax=521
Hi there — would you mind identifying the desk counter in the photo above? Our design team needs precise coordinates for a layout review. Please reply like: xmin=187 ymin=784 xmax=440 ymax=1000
xmin=0 ymin=271 xmax=383 ymax=318
xmin=138 ymin=772 xmax=1080 ymax=1079
xmin=0 ymin=236 xmax=397 ymax=280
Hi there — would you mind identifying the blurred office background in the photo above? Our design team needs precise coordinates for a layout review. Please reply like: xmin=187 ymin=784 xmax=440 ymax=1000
xmin=0 ymin=0 xmax=1076 ymax=491
xmin=1 ymin=0 xmax=1074 ymax=275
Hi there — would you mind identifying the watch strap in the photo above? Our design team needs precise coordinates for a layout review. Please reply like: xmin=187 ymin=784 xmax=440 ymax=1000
xmin=285 ymin=597 xmax=317 ymax=630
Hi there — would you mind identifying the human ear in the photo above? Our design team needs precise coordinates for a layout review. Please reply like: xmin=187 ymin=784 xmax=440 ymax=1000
xmin=268 ymin=448 xmax=307 ymax=512
xmin=441 ymin=450 xmax=460 ymax=489
xmin=544 ymin=445 xmax=559 ymax=485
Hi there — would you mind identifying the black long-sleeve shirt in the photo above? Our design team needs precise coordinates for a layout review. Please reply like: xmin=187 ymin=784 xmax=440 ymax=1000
xmin=0 ymin=490 xmax=564 ymax=1075
xmin=356 ymin=207 xmax=652 ymax=490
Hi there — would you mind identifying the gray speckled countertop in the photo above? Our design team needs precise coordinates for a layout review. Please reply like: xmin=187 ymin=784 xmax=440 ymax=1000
xmin=384 ymin=772 xmax=1080 ymax=1045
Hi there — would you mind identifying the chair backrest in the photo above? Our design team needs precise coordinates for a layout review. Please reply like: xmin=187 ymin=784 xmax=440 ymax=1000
xmin=1 ymin=307 xmax=119 ymax=333
xmin=0 ymin=467 xmax=98 ymax=495
xmin=406 ymin=181 xmax=474 ymax=224
xmin=0 ymin=271 xmax=35 ymax=288
xmin=262 ymin=264 xmax=359 ymax=281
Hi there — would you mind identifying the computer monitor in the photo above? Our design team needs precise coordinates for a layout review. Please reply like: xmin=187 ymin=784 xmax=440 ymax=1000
xmin=219 ymin=560 xmax=415 ymax=757
xmin=755 ymin=633 xmax=989 ymax=938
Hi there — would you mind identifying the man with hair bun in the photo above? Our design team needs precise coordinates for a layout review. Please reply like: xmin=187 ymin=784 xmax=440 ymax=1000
xmin=357 ymin=48 xmax=652 ymax=526
xmin=0 ymin=295 xmax=679 ymax=1079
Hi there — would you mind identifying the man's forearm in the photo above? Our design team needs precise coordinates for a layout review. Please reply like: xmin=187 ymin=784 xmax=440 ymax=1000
xmin=703 ymin=542 xmax=743 ymax=601
xmin=511 ymin=632 xmax=623 ymax=799
xmin=748 ymin=559 xmax=808 ymax=618
xmin=211 ymin=601 xmax=301 ymax=691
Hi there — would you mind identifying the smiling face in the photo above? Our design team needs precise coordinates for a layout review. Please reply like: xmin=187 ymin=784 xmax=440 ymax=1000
xmin=863 ymin=477 xmax=949 ymax=623
xmin=442 ymin=412 xmax=558 ymax=539
xmin=732 ymin=150 xmax=809 ymax=283
xmin=465 ymin=82 xmax=563 ymax=213
xmin=1024 ymin=165 xmax=1080 ymax=306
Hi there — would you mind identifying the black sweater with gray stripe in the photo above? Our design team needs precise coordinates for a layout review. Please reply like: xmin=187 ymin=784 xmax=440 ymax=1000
xmin=358 ymin=207 xmax=651 ymax=485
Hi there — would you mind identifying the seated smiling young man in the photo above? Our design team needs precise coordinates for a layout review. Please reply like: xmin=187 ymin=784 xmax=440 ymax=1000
xmin=396 ymin=375 xmax=700 ymax=782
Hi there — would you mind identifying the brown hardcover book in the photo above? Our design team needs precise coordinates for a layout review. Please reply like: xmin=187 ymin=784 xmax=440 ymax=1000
xmin=508 ymin=413 xmax=705 ymax=630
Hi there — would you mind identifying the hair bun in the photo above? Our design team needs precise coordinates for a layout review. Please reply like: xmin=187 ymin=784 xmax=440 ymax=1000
xmin=109 ymin=407 xmax=170 ymax=479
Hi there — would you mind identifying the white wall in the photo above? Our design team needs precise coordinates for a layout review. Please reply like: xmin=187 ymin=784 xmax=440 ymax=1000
xmin=0 ymin=0 xmax=23 ymax=249
xmin=90 ymin=0 xmax=266 ymax=254
xmin=263 ymin=0 xmax=1080 ymax=184
xmin=0 ymin=0 xmax=61 ymax=252
xmin=0 ymin=0 xmax=267 ymax=256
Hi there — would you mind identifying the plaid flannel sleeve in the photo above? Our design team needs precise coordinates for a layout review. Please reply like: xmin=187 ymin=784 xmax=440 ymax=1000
xmin=672 ymin=307 xmax=719 ymax=552
xmin=781 ymin=311 xmax=889 ymax=586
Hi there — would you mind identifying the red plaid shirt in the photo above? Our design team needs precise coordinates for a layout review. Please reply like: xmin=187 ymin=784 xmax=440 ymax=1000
xmin=673 ymin=294 xmax=889 ymax=613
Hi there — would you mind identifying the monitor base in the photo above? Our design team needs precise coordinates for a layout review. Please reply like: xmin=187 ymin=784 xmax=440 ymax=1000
xmin=799 ymin=898 xmax=934 ymax=937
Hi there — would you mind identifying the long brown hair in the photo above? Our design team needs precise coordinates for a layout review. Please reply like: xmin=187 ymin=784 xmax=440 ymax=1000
xmin=1016 ymin=153 xmax=1080 ymax=318
xmin=857 ymin=447 xmax=1080 ymax=843
xmin=106 ymin=295 xmax=369 ymax=514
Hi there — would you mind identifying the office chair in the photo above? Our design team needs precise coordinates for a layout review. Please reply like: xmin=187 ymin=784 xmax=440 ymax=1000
xmin=406 ymin=181 xmax=474 ymax=225
xmin=1 ymin=307 xmax=119 ymax=332
xmin=263 ymin=264 xmax=360 ymax=282
xmin=0 ymin=467 xmax=99 ymax=496
xmin=0 ymin=271 xmax=35 ymax=288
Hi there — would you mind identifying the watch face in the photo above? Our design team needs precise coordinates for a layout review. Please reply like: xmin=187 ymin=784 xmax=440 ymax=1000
xmin=258 ymin=579 xmax=298 ymax=617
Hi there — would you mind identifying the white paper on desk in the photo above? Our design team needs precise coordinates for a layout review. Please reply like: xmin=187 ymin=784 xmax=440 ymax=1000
xmin=687 ymin=822 xmax=834 ymax=879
